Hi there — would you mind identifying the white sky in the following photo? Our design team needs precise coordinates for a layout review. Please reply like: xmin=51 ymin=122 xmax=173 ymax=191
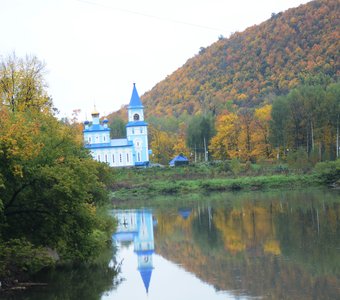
xmin=0 ymin=0 xmax=311 ymax=120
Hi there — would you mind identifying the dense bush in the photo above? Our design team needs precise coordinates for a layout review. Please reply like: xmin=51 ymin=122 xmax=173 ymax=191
xmin=314 ymin=159 xmax=340 ymax=184
xmin=0 ymin=239 xmax=54 ymax=283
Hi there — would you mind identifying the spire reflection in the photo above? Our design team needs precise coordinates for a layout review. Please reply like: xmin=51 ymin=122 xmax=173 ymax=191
xmin=112 ymin=209 xmax=156 ymax=294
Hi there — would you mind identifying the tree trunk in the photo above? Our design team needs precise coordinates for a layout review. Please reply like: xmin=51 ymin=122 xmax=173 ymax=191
xmin=337 ymin=114 xmax=339 ymax=159
xmin=306 ymin=123 xmax=309 ymax=155
xmin=194 ymin=144 xmax=197 ymax=163
xmin=311 ymin=120 xmax=314 ymax=151
xmin=319 ymin=142 xmax=322 ymax=162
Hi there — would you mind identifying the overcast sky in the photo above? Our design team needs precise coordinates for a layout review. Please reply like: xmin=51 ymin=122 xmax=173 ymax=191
xmin=0 ymin=0 xmax=311 ymax=120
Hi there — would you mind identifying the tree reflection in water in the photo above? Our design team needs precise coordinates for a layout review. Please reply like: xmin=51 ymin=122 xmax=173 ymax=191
xmin=154 ymin=189 xmax=340 ymax=300
xmin=2 ymin=246 xmax=121 ymax=300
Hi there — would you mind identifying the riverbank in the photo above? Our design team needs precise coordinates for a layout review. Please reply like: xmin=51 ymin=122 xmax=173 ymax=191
xmin=112 ymin=167 xmax=322 ymax=201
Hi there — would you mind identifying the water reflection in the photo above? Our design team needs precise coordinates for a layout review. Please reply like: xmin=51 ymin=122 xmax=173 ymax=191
xmin=12 ymin=190 xmax=338 ymax=300
xmin=112 ymin=209 xmax=156 ymax=293
xmin=110 ymin=190 xmax=340 ymax=300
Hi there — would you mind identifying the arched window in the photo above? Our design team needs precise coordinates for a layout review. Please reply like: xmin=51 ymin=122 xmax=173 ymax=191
xmin=88 ymin=137 xmax=92 ymax=143
xmin=119 ymin=154 xmax=122 ymax=163
xmin=105 ymin=154 xmax=108 ymax=162
xmin=137 ymin=152 xmax=141 ymax=162
xmin=133 ymin=113 xmax=140 ymax=121
xmin=112 ymin=154 xmax=115 ymax=163
xmin=126 ymin=153 xmax=129 ymax=162
xmin=97 ymin=154 xmax=101 ymax=162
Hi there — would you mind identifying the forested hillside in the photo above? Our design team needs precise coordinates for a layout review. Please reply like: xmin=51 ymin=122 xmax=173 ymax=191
xmin=141 ymin=0 xmax=339 ymax=117
xmin=106 ymin=0 xmax=339 ymax=165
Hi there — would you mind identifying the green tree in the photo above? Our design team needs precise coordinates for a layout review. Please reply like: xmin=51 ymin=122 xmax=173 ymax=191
xmin=0 ymin=54 xmax=117 ymax=285
xmin=0 ymin=53 xmax=53 ymax=113
xmin=109 ymin=117 xmax=126 ymax=138
xmin=0 ymin=109 xmax=114 ymax=262
xmin=186 ymin=114 xmax=215 ymax=162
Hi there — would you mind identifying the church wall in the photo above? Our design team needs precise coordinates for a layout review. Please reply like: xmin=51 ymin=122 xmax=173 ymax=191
xmin=83 ymin=131 xmax=110 ymax=145
xmin=89 ymin=147 xmax=134 ymax=167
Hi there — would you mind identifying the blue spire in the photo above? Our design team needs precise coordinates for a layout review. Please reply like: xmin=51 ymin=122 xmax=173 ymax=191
xmin=128 ymin=83 xmax=143 ymax=108
xmin=139 ymin=268 xmax=153 ymax=293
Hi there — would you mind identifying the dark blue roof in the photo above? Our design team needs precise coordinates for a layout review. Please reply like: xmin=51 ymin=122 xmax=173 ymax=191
xmin=126 ymin=121 xmax=148 ymax=127
xmin=169 ymin=154 xmax=189 ymax=166
xmin=178 ymin=208 xmax=192 ymax=220
xmin=83 ymin=124 xmax=110 ymax=132
xmin=128 ymin=83 xmax=144 ymax=108
xmin=135 ymin=249 xmax=154 ymax=255
xmin=170 ymin=155 xmax=188 ymax=163
xmin=85 ymin=141 xmax=133 ymax=149
xmin=139 ymin=268 xmax=153 ymax=294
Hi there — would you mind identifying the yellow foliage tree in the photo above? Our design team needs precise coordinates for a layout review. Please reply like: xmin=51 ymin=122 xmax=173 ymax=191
xmin=209 ymin=113 xmax=240 ymax=160
xmin=149 ymin=125 xmax=175 ymax=165
xmin=251 ymin=104 xmax=273 ymax=159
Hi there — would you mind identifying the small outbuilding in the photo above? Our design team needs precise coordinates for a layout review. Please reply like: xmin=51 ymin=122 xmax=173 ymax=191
xmin=169 ymin=154 xmax=189 ymax=167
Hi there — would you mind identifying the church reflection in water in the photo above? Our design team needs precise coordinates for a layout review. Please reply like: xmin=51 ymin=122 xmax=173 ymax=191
xmin=112 ymin=209 xmax=156 ymax=293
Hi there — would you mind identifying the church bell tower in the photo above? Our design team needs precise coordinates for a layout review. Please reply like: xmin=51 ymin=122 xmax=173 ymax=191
xmin=126 ymin=83 xmax=149 ymax=166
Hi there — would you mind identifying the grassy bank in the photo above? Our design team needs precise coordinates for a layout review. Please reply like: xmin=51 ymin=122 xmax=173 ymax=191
xmin=112 ymin=164 xmax=322 ymax=200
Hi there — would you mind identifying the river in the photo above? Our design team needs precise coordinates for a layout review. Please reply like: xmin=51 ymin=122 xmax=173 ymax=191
xmin=4 ymin=188 xmax=340 ymax=300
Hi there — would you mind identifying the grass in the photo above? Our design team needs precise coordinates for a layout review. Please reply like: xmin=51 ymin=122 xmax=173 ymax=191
xmin=111 ymin=165 xmax=321 ymax=200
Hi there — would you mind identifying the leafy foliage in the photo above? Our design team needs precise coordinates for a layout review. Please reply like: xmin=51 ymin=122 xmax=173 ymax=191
xmin=0 ymin=239 xmax=54 ymax=280
xmin=186 ymin=114 xmax=215 ymax=159
xmin=0 ymin=54 xmax=116 ymax=283
xmin=0 ymin=109 xmax=114 ymax=262
xmin=0 ymin=53 xmax=53 ymax=113
xmin=314 ymin=159 xmax=340 ymax=184
xmin=270 ymin=82 xmax=340 ymax=161
xmin=109 ymin=117 xmax=126 ymax=139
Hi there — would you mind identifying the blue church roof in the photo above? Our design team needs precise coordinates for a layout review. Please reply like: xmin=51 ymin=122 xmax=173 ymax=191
xmin=178 ymin=208 xmax=192 ymax=220
xmin=83 ymin=124 xmax=110 ymax=132
xmin=169 ymin=154 xmax=189 ymax=166
xmin=112 ymin=232 xmax=137 ymax=242
xmin=135 ymin=249 xmax=154 ymax=255
xmin=128 ymin=83 xmax=144 ymax=108
xmin=126 ymin=121 xmax=148 ymax=127
xmin=85 ymin=139 xmax=133 ymax=149
xmin=139 ymin=268 xmax=153 ymax=294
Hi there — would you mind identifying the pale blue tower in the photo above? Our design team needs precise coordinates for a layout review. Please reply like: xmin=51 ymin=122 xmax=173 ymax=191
xmin=134 ymin=210 xmax=154 ymax=294
xmin=112 ymin=209 xmax=155 ymax=294
xmin=126 ymin=83 xmax=149 ymax=166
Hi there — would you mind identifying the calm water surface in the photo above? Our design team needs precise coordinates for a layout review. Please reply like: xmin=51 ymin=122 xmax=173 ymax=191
xmin=6 ymin=189 xmax=340 ymax=300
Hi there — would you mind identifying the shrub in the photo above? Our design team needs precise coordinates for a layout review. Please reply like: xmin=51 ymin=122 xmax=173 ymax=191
xmin=314 ymin=159 xmax=340 ymax=184
xmin=0 ymin=239 xmax=55 ymax=281
xmin=230 ymin=158 xmax=241 ymax=175
xmin=287 ymin=148 xmax=311 ymax=172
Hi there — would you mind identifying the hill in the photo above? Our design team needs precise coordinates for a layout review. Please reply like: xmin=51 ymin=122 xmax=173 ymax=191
xmin=140 ymin=0 xmax=339 ymax=117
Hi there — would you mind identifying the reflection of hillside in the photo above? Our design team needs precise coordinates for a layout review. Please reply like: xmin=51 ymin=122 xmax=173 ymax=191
xmin=154 ymin=196 xmax=340 ymax=299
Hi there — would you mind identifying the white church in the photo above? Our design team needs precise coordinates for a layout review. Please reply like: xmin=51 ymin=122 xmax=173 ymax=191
xmin=83 ymin=83 xmax=150 ymax=167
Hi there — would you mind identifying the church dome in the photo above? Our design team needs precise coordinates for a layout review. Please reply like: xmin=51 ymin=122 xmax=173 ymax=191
xmin=91 ymin=106 xmax=99 ymax=116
